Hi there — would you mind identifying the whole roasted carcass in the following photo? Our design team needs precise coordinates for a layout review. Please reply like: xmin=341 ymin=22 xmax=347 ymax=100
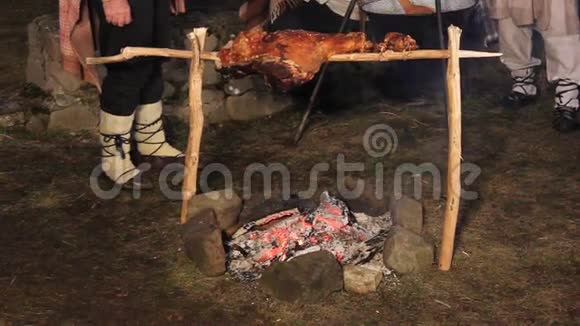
xmin=218 ymin=29 xmax=418 ymax=91
xmin=219 ymin=29 xmax=372 ymax=90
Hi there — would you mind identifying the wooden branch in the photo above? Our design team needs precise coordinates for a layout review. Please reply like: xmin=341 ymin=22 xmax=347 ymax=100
xmin=86 ymin=48 xmax=500 ymax=65
xmin=180 ymin=28 xmax=207 ymax=225
xmin=439 ymin=25 xmax=463 ymax=271
xmin=86 ymin=48 xmax=219 ymax=65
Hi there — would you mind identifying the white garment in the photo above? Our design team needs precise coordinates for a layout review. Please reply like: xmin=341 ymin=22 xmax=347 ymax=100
xmin=360 ymin=0 xmax=476 ymax=15
xmin=304 ymin=0 xmax=362 ymax=20
xmin=497 ymin=0 xmax=580 ymax=106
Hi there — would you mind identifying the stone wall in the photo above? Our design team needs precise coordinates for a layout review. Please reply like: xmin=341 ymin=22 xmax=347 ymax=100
xmin=23 ymin=13 xmax=294 ymax=137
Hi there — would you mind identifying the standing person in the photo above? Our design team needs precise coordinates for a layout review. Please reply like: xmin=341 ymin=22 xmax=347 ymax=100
xmin=487 ymin=0 xmax=580 ymax=133
xmin=59 ymin=0 xmax=187 ymax=189
xmin=360 ymin=0 xmax=478 ymax=100
xmin=238 ymin=0 xmax=361 ymax=32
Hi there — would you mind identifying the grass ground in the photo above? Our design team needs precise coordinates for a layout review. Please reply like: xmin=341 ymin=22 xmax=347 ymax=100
xmin=0 ymin=1 xmax=578 ymax=324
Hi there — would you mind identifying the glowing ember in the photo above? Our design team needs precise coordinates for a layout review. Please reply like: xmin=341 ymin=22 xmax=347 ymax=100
xmin=227 ymin=192 xmax=392 ymax=281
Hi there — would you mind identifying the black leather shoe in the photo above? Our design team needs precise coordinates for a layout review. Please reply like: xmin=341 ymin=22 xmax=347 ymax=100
xmin=503 ymin=91 xmax=538 ymax=109
xmin=552 ymin=107 xmax=579 ymax=133
xmin=134 ymin=154 xmax=185 ymax=171
xmin=121 ymin=172 xmax=154 ymax=191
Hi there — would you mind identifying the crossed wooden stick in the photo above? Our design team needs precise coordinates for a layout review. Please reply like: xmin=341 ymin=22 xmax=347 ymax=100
xmin=87 ymin=26 xmax=501 ymax=271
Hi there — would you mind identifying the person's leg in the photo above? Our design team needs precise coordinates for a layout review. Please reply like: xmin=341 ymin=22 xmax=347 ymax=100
xmin=269 ymin=1 xmax=358 ymax=32
xmin=91 ymin=0 xmax=156 ymax=187
xmin=539 ymin=0 xmax=580 ymax=132
xmin=366 ymin=13 xmax=438 ymax=100
xmin=497 ymin=16 xmax=541 ymax=107
xmin=133 ymin=0 xmax=183 ymax=162
xmin=265 ymin=2 xmax=359 ymax=106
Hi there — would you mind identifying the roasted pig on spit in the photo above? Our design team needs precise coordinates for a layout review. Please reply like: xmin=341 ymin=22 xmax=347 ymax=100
xmin=219 ymin=29 xmax=372 ymax=90
xmin=218 ymin=29 xmax=418 ymax=91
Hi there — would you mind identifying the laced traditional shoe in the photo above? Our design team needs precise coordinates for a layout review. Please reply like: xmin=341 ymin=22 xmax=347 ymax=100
xmin=134 ymin=101 xmax=185 ymax=169
xmin=552 ymin=79 xmax=579 ymax=133
xmin=504 ymin=68 xmax=538 ymax=108
xmin=100 ymin=111 xmax=152 ymax=190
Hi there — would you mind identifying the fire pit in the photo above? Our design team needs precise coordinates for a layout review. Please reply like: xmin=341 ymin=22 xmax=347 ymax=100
xmin=226 ymin=192 xmax=392 ymax=281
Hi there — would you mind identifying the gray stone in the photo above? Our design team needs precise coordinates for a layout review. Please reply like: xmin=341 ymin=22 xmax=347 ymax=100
xmin=187 ymin=189 xmax=242 ymax=236
xmin=163 ymin=60 xmax=188 ymax=84
xmin=26 ymin=15 xmax=66 ymax=93
xmin=0 ymin=112 xmax=26 ymax=128
xmin=182 ymin=208 xmax=226 ymax=276
xmin=223 ymin=76 xmax=269 ymax=96
xmin=203 ymin=61 xmax=221 ymax=86
xmin=343 ymin=265 xmax=383 ymax=294
xmin=260 ymin=250 xmax=343 ymax=303
xmin=185 ymin=32 xmax=219 ymax=52
xmin=48 ymin=102 xmax=99 ymax=134
xmin=53 ymin=92 xmax=81 ymax=109
xmin=162 ymin=81 xmax=176 ymax=99
xmin=26 ymin=18 xmax=47 ymax=88
xmin=202 ymin=89 xmax=227 ymax=124
xmin=225 ymin=92 xmax=293 ymax=121
xmin=390 ymin=195 xmax=423 ymax=234
xmin=25 ymin=114 xmax=48 ymax=137
xmin=176 ymin=89 xmax=228 ymax=124
xmin=383 ymin=226 xmax=434 ymax=274
xmin=47 ymin=61 xmax=82 ymax=93
xmin=205 ymin=34 xmax=219 ymax=52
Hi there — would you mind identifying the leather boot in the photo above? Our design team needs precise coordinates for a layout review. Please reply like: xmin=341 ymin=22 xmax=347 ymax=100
xmin=134 ymin=101 xmax=185 ymax=169
xmin=552 ymin=79 xmax=579 ymax=133
xmin=100 ymin=111 xmax=152 ymax=190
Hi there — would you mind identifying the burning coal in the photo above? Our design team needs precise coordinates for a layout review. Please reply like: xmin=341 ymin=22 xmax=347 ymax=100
xmin=227 ymin=192 xmax=392 ymax=281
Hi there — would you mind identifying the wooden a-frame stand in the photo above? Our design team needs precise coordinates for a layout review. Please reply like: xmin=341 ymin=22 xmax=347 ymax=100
xmin=87 ymin=26 xmax=501 ymax=271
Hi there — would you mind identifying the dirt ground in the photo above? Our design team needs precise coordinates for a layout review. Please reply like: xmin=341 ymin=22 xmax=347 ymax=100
xmin=1 ymin=1 xmax=579 ymax=324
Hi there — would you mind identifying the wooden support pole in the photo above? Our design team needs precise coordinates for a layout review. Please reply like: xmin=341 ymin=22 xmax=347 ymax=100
xmin=180 ymin=28 xmax=207 ymax=225
xmin=86 ymin=48 xmax=501 ymax=66
xmin=438 ymin=25 xmax=463 ymax=271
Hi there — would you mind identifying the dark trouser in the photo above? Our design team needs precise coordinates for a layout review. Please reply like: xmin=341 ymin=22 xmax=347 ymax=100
xmin=267 ymin=2 xmax=362 ymax=109
xmin=366 ymin=5 xmax=481 ymax=99
xmin=90 ymin=0 xmax=170 ymax=116
xmin=268 ymin=1 xmax=358 ymax=33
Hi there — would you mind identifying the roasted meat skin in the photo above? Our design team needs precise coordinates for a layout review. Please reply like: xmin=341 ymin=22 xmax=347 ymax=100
xmin=219 ymin=29 xmax=373 ymax=91
xmin=376 ymin=32 xmax=419 ymax=52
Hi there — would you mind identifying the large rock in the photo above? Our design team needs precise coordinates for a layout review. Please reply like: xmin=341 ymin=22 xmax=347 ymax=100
xmin=184 ymin=32 xmax=219 ymax=52
xmin=383 ymin=226 xmax=434 ymax=274
xmin=48 ymin=101 xmax=99 ymax=134
xmin=225 ymin=91 xmax=294 ymax=121
xmin=182 ymin=208 xmax=226 ymax=276
xmin=260 ymin=250 xmax=343 ymax=303
xmin=163 ymin=60 xmax=189 ymax=85
xmin=47 ymin=62 xmax=82 ymax=93
xmin=201 ymin=89 xmax=228 ymax=124
xmin=203 ymin=61 xmax=221 ymax=86
xmin=176 ymin=89 xmax=228 ymax=124
xmin=162 ymin=81 xmax=176 ymax=99
xmin=390 ymin=195 xmax=423 ymax=234
xmin=25 ymin=114 xmax=49 ymax=137
xmin=26 ymin=15 xmax=83 ymax=93
xmin=186 ymin=189 xmax=242 ymax=236
xmin=343 ymin=265 xmax=383 ymax=294
xmin=0 ymin=112 xmax=26 ymax=128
